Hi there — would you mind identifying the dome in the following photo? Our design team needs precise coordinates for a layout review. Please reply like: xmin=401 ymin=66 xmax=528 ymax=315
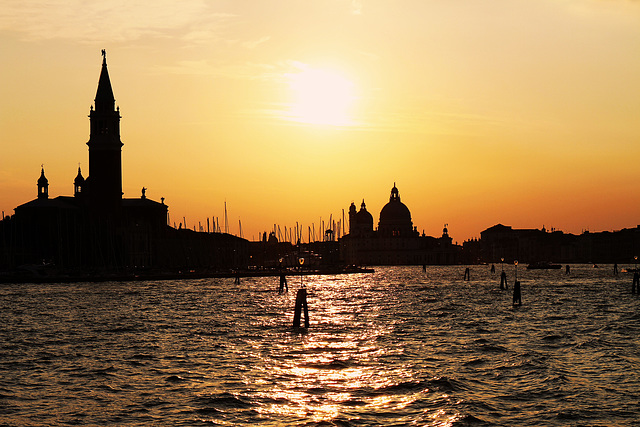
xmin=356 ymin=200 xmax=373 ymax=226
xmin=349 ymin=200 xmax=374 ymax=236
xmin=378 ymin=184 xmax=414 ymax=237
xmin=379 ymin=184 xmax=411 ymax=223
xmin=379 ymin=200 xmax=411 ymax=223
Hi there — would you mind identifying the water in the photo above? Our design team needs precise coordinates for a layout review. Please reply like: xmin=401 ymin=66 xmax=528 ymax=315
xmin=1 ymin=265 xmax=638 ymax=426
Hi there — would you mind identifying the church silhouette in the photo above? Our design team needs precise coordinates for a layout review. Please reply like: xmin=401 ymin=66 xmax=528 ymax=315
xmin=342 ymin=184 xmax=461 ymax=265
xmin=1 ymin=51 xmax=247 ymax=276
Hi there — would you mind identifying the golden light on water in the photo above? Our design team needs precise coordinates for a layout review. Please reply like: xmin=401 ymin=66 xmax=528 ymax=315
xmin=431 ymin=408 xmax=463 ymax=427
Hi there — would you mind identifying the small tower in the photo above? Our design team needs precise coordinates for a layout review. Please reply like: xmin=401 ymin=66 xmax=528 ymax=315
xmin=86 ymin=49 xmax=123 ymax=215
xmin=74 ymin=166 xmax=85 ymax=197
xmin=348 ymin=202 xmax=357 ymax=234
xmin=440 ymin=223 xmax=452 ymax=246
xmin=37 ymin=167 xmax=49 ymax=199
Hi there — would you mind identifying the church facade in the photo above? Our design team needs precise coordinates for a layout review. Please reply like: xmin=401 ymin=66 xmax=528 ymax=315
xmin=340 ymin=184 xmax=461 ymax=265
xmin=1 ymin=51 xmax=248 ymax=274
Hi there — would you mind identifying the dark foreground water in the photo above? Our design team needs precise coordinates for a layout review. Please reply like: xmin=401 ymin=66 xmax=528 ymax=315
xmin=1 ymin=265 xmax=639 ymax=426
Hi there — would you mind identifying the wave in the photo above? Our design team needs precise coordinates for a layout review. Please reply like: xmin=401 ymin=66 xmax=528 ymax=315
xmin=192 ymin=393 xmax=254 ymax=410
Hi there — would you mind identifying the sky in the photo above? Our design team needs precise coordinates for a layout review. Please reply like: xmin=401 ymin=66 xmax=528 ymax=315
xmin=1 ymin=0 xmax=639 ymax=243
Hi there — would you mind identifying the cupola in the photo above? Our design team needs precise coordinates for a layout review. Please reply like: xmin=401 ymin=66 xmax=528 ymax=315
xmin=74 ymin=166 xmax=85 ymax=197
xmin=37 ymin=167 xmax=49 ymax=199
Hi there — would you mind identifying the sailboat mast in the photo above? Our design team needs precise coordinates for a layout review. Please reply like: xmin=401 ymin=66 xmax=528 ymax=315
xmin=224 ymin=201 xmax=228 ymax=234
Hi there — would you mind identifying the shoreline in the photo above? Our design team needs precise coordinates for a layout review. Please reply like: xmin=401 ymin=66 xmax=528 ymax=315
xmin=0 ymin=265 xmax=375 ymax=285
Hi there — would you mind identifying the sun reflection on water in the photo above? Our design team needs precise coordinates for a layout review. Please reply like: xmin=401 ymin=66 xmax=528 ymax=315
xmin=245 ymin=274 xmax=430 ymax=423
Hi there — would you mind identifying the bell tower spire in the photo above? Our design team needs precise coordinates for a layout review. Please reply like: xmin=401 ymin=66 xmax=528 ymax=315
xmin=94 ymin=49 xmax=115 ymax=112
xmin=86 ymin=49 xmax=123 ymax=215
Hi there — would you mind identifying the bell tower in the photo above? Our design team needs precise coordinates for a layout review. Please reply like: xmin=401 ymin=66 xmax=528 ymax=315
xmin=37 ymin=167 xmax=49 ymax=199
xmin=86 ymin=49 xmax=123 ymax=214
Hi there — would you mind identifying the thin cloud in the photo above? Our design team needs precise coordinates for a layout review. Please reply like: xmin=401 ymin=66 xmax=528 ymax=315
xmin=351 ymin=0 xmax=363 ymax=15
xmin=242 ymin=36 xmax=271 ymax=50
xmin=0 ymin=0 xmax=225 ymax=43
xmin=157 ymin=59 xmax=281 ymax=82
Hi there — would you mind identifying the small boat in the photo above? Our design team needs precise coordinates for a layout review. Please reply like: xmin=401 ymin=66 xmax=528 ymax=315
xmin=527 ymin=261 xmax=562 ymax=270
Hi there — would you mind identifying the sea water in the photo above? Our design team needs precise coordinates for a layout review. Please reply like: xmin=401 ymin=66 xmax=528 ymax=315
xmin=1 ymin=265 xmax=638 ymax=426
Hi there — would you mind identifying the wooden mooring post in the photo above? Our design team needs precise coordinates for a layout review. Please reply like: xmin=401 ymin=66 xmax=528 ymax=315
xmin=500 ymin=271 xmax=508 ymax=290
xmin=293 ymin=288 xmax=309 ymax=329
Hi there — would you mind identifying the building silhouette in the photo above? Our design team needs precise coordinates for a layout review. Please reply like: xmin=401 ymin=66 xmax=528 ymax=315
xmin=464 ymin=223 xmax=640 ymax=265
xmin=0 ymin=51 xmax=247 ymax=275
xmin=340 ymin=184 xmax=461 ymax=265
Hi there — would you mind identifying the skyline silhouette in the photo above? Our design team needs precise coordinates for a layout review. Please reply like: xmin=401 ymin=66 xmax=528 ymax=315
xmin=1 ymin=2 xmax=639 ymax=243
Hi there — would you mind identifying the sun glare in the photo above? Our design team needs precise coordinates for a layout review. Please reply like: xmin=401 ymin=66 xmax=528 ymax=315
xmin=286 ymin=65 xmax=356 ymax=126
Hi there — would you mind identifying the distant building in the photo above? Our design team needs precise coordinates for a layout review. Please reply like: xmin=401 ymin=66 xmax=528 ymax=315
xmin=0 ymin=51 xmax=247 ymax=274
xmin=472 ymin=223 xmax=640 ymax=264
xmin=340 ymin=184 xmax=461 ymax=265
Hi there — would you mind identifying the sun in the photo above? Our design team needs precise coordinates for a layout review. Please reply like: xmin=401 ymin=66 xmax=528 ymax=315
xmin=285 ymin=64 xmax=357 ymax=126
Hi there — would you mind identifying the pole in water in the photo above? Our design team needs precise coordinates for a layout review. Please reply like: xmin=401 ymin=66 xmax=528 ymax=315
xmin=513 ymin=260 xmax=521 ymax=305
xmin=299 ymin=257 xmax=305 ymax=288
xmin=491 ymin=263 xmax=495 ymax=273
xmin=464 ymin=267 xmax=470 ymax=281
xmin=422 ymin=264 xmax=426 ymax=272
xmin=513 ymin=280 xmax=522 ymax=306
xmin=234 ymin=271 xmax=240 ymax=284
xmin=613 ymin=263 xmax=618 ymax=275
xmin=565 ymin=265 xmax=570 ymax=275
xmin=279 ymin=273 xmax=288 ymax=293
xmin=633 ymin=256 xmax=639 ymax=293
xmin=278 ymin=258 xmax=288 ymax=293
xmin=500 ymin=271 xmax=508 ymax=290
xmin=293 ymin=288 xmax=310 ymax=329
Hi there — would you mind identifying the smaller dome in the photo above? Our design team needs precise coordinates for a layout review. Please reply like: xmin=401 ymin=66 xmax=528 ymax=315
xmin=356 ymin=200 xmax=373 ymax=226
xmin=350 ymin=199 xmax=374 ymax=236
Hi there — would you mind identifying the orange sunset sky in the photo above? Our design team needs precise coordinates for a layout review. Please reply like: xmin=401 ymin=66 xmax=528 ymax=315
xmin=1 ymin=1 xmax=639 ymax=243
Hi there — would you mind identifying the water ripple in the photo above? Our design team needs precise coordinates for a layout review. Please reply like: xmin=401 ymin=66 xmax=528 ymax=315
xmin=0 ymin=265 xmax=639 ymax=425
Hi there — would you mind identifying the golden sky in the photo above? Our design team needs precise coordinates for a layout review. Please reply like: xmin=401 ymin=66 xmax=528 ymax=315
xmin=1 ymin=0 xmax=639 ymax=242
